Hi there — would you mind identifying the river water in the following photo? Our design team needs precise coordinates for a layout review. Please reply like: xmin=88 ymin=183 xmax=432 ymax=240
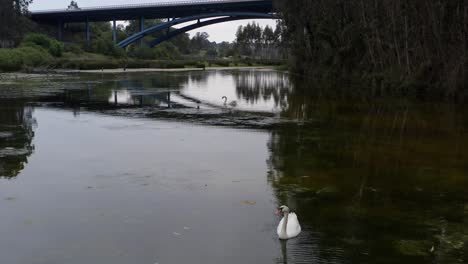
xmin=0 ymin=70 xmax=467 ymax=264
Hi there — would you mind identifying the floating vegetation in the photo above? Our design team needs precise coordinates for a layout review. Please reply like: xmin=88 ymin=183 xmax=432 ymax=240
xmin=342 ymin=237 xmax=365 ymax=246
xmin=436 ymin=233 xmax=468 ymax=250
xmin=395 ymin=240 xmax=432 ymax=257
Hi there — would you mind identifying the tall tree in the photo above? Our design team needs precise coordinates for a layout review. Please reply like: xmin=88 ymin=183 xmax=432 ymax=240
xmin=274 ymin=0 xmax=467 ymax=92
xmin=0 ymin=0 xmax=33 ymax=46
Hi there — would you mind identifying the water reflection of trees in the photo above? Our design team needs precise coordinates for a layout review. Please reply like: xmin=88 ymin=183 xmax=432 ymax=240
xmin=268 ymin=77 xmax=468 ymax=263
xmin=233 ymin=70 xmax=290 ymax=108
xmin=49 ymin=73 xmax=192 ymax=110
xmin=0 ymin=101 xmax=35 ymax=178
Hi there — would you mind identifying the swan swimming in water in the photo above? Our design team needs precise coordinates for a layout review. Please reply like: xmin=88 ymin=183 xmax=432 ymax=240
xmin=276 ymin=205 xmax=301 ymax=240
xmin=222 ymin=96 xmax=237 ymax=107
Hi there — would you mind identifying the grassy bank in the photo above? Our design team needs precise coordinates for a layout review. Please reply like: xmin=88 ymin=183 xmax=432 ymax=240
xmin=0 ymin=33 xmax=284 ymax=72
xmin=0 ymin=49 xmax=285 ymax=72
xmin=54 ymin=52 xmax=284 ymax=71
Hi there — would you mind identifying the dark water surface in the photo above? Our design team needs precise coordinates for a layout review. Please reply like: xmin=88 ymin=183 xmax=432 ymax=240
xmin=0 ymin=70 xmax=467 ymax=264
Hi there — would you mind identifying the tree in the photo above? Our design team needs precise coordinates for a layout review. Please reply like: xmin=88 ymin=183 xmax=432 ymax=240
xmin=67 ymin=1 xmax=79 ymax=10
xmin=190 ymin=32 xmax=213 ymax=52
xmin=14 ymin=0 xmax=33 ymax=14
xmin=234 ymin=22 xmax=282 ymax=59
xmin=0 ymin=0 xmax=34 ymax=46
xmin=274 ymin=0 xmax=467 ymax=92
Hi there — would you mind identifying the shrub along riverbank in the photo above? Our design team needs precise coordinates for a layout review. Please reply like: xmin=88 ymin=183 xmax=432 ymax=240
xmin=0 ymin=34 xmax=284 ymax=72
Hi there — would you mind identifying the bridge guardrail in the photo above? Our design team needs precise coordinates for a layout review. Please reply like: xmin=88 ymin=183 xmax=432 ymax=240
xmin=32 ymin=0 xmax=267 ymax=14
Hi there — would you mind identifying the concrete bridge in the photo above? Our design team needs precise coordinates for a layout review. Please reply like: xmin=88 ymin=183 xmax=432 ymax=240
xmin=30 ymin=0 xmax=275 ymax=48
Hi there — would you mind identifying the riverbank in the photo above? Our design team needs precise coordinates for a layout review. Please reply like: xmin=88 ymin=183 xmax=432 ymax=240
xmin=58 ymin=66 xmax=277 ymax=74
xmin=0 ymin=66 xmax=281 ymax=85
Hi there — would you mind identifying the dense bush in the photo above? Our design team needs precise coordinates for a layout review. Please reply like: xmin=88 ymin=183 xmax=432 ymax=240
xmin=125 ymin=60 xmax=152 ymax=69
xmin=76 ymin=60 xmax=120 ymax=70
xmin=22 ymin=33 xmax=63 ymax=57
xmin=17 ymin=46 xmax=53 ymax=66
xmin=0 ymin=49 xmax=23 ymax=71
xmin=0 ymin=46 xmax=53 ymax=72
xmin=64 ymin=44 xmax=83 ymax=54
xmin=129 ymin=43 xmax=181 ymax=60
xmin=91 ymin=34 xmax=126 ymax=58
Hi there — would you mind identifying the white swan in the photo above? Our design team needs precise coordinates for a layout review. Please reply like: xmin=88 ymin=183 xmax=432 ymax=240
xmin=276 ymin=205 xmax=301 ymax=240
xmin=222 ymin=96 xmax=237 ymax=107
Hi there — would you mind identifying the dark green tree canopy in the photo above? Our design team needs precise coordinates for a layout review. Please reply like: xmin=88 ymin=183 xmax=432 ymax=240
xmin=0 ymin=0 xmax=34 ymax=45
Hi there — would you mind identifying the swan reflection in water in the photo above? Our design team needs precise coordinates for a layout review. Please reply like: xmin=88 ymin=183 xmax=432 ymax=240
xmin=280 ymin=240 xmax=289 ymax=264
xmin=222 ymin=96 xmax=238 ymax=107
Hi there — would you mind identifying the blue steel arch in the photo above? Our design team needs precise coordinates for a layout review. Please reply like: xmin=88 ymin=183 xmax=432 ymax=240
xmin=118 ymin=12 xmax=276 ymax=48
xmin=149 ymin=15 xmax=273 ymax=47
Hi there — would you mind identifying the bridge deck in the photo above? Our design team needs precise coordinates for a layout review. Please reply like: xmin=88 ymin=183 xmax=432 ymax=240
xmin=30 ymin=0 xmax=273 ymax=23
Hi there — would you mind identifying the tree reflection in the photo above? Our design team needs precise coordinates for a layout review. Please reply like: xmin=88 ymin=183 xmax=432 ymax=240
xmin=0 ymin=100 xmax=35 ymax=179
xmin=44 ymin=73 xmax=192 ymax=111
xmin=233 ymin=70 xmax=290 ymax=108
xmin=268 ymin=77 xmax=468 ymax=263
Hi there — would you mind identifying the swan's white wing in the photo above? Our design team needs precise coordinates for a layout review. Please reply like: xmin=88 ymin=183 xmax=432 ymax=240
xmin=277 ymin=216 xmax=285 ymax=236
xmin=286 ymin=213 xmax=301 ymax=238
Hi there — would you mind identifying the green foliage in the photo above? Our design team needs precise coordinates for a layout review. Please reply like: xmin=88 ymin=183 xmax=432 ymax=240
xmin=93 ymin=37 xmax=113 ymax=55
xmin=0 ymin=49 xmax=23 ymax=71
xmin=0 ymin=46 xmax=53 ymax=72
xmin=55 ymin=56 xmax=120 ymax=70
xmin=190 ymin=32 xmax=214 ymax=53
xmin=129 ymin=43 xmax=181 ymax=60
xmin=235 ymin=22 xmax=282 ymax=59
xmin=22 ymin=33 xmax=63 ymax=57
xmin=63 ymin=44 xmax=83 ymax=54
xmin=0 ymin=0 xmax=34 ymax=43
xmin=206 ymin=49 xmax=218 ymax=58
xmin=275 ymin=0 xmax=467 ymax=91
xmin=17 ymin=46 xmax=53 ymax=66
xmin=76 ymin=60 xmax=120 ymax=70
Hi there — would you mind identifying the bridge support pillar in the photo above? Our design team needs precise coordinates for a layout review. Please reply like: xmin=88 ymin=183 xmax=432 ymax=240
xmin=85 ymin=17 xmax=90 ymax=43
xmin=57 ymin=20 xmax=63 ymax=41
xmin=112 ymin=20 xmax=117 ymax=45
xmin=139 ymin=16 xmax=145 ymax=46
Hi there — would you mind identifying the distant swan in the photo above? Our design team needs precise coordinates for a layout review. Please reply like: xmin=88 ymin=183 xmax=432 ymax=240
xmin=222 ymin=96 xmax=237 ymax=107
xmin=276 ymin=205 xmax=301 ymax=240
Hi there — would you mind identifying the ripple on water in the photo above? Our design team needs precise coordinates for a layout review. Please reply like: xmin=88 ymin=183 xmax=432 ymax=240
xmin=0 ymin=132 xmax=13 ymax=139
xmin=0 ymin=148 xmax=31 ymax=157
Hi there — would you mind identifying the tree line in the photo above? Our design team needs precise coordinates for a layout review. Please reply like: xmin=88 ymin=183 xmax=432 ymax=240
xmin=274 ymin=0 xmax=467 ymax=93
xmin=0 ymin=0 xmax=34 ymax=47
xmin=1 ymin=0 xmax=284 ymax=62
xmin=234 ymin=22 xmax=282 ymax=59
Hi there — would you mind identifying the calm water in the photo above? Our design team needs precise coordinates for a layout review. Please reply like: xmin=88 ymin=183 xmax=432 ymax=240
xmin=0 ymin=70 xmax=467 ymax=264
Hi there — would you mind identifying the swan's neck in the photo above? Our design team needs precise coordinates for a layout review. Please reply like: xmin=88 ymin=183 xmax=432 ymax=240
xmin=281 ymin=212 xmax=289 ymax=236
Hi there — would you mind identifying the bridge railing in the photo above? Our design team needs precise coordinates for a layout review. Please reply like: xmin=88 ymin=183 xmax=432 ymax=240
xmin=32 ymin=0 xmax=265 ymax=14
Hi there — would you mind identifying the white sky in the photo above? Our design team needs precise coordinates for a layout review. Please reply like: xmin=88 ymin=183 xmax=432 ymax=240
xmin=30 ymin=0 xmax=277 ymax=42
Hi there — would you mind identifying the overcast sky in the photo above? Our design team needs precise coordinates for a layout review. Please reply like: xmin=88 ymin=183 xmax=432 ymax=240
xmin=30 ymin=0 xmax=277 ymax=42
